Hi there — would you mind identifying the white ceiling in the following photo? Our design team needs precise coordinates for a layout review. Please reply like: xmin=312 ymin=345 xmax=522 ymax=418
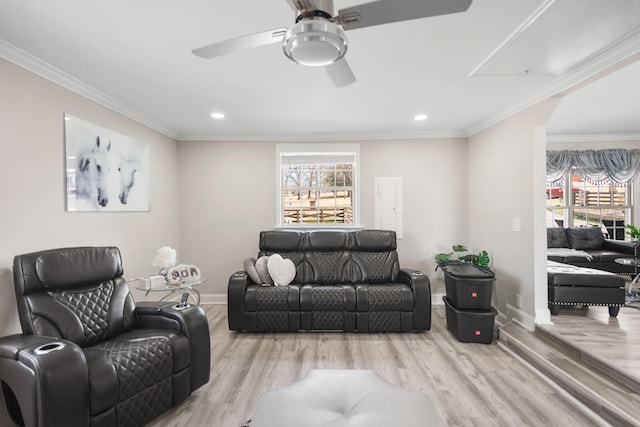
xmin=546 ymin=59 xmax=640 ymax=137
xmin=0 ymin=0 xmax=639 ymax=141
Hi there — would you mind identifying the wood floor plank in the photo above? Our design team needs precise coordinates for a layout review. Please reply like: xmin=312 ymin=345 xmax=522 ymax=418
xmin=538 ymin=305 xmax=640 ymax=381
xmin=147 ymin=305 xmax=601 ymax=427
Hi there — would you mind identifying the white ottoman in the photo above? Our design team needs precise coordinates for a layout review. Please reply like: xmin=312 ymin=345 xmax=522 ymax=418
xmin=248 ymin=370 xmax=444 ymax=427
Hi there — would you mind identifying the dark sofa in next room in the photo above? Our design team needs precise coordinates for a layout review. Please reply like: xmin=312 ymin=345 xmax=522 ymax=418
xmin=547 ymin=227 xmax=638 ymax=276
xmin=227 ymin=229 xmax=431 ymax=332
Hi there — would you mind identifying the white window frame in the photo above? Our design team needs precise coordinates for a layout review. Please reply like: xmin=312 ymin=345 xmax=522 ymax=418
xmin=546 ymin=168 xmax=634 ymax=238
xmin=276 ymin=143 xmax=360 ymax=228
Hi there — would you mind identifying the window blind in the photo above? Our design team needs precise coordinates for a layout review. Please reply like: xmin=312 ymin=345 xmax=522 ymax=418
xmin=280 ymin=152 xmax=356 ymax=166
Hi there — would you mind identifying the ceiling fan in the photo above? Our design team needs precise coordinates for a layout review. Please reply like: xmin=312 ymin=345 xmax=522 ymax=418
xmin=192 ymin=0 xmax=473 ymax=87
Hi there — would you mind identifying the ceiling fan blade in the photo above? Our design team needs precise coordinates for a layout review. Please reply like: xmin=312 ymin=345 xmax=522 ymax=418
xmin=192 ymin=28 xmax=287 ymax=59
xmin=325 ymin=58 xmax=356 ymax=87
xmin=337 ymin=0 xmax=473 ymax=31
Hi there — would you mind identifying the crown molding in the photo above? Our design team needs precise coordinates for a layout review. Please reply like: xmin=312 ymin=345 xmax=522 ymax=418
xmin=546 ymin=133 xmax=640 ymax=143
xmin=465 ymin=31 xmax=640 ymax=138
xmin=0 ymin=39 xmax=179 ymax=140
xmin=178 ymin=129 xmax=467 ymax=142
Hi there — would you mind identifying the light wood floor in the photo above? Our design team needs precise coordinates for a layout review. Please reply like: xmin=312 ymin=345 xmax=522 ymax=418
xmin=538 ymin=304 xmax=640 ymax=381
xmin=3 ymin=304 xmax=628 ymax=426
xmin=148 ymin=305 xmax=601 ymax=427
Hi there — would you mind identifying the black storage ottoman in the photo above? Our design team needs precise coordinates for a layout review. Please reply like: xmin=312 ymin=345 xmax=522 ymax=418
xmin=547 ymin=260 xmax=625 ymax=317
xmin=440 ymin=263 xmax=495 ymax=310
xmin=443 ymin=297 xmax=497 ymax=344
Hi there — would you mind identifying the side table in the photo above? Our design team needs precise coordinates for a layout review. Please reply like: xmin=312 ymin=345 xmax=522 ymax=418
xmin=134 ymin=278 xmax=206 ymax=305
xmin=615 ymin=258 xmax=640 ymax=300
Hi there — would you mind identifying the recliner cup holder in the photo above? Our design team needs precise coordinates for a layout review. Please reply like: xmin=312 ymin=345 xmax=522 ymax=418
xmin=34 ymin=342 xmax=65 ymax=355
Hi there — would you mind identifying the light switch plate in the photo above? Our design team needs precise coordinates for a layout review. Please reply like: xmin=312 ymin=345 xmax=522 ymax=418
xmin=512 ymin=218 xmax=522 ymax=232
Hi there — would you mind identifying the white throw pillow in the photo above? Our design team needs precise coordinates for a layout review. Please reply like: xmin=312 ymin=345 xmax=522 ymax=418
xmin=267 ymin=254 xmax=296 ymax=287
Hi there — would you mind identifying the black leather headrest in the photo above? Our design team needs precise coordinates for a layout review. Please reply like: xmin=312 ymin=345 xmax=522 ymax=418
xmin=34 ymin=247 xmax=123 ymax=290
xmin=351 ymin=230 xmax=397 ymax=251
xmin=307 ymin=231 xmax=349 ymax=250
xmin=259 ymin=230 xmax=306 ymax=252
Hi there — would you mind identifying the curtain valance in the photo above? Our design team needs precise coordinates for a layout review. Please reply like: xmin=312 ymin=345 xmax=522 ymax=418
xmin=546 ymin=149 xmax=640 ymax=186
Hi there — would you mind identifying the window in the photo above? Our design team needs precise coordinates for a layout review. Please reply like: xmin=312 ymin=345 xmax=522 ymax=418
xmin=546 ymin=167 xmax=632 ymax=239
xmin=276 ymin=143 xmax=359 ymax=227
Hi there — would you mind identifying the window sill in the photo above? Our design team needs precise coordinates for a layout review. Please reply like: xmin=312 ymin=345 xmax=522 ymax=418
xmin=273 ymin=224 xmax=364 ymax=231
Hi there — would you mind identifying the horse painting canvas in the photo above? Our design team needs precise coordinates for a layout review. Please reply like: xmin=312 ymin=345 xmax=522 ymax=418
xmin=65 ymin=114 xmax=150 ymax=211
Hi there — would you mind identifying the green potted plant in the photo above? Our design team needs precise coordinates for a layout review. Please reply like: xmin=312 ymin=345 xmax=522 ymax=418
xmin=625 ymin=224 xmax=640 ymax=242
xmin=435 ymin=245 xmax=491 ymax=271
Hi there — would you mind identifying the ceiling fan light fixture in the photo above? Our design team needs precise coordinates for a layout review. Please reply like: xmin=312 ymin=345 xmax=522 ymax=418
xmin=283 ymin=20 xmax=347 ymax=67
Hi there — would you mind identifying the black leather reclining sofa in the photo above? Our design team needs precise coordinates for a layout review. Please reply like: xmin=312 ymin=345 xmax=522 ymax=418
xmin=228 ymin=230 xmax=431 ymax=332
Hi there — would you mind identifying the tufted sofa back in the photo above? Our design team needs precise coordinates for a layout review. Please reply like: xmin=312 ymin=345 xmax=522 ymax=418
xmin=350 ymin=230 xmax=399 ymax=284
xmin=547 ymin=227 xmax=569 ymax=248
xmin=547 ymin=227 xmax=605 ymax=250
xmin=13 ymin=247 xmax=138 ymax=346
xmin=565 ymin=227 xmax=605 ymax=250
xmin=258 ymin=229 xmax=399 ymax=285
xmin=305 ymin=230 xmax=352 ymax=283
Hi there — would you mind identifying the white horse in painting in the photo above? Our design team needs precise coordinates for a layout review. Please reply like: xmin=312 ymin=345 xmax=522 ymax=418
xmin=117 ymin=156 xmax=142 ymax=205
xmin=76 ymin=136 xmax=112 ymax=208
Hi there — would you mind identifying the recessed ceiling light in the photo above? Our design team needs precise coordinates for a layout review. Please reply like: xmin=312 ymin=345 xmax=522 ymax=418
xmin=210 ymin=112 xmax=225 ymax=119
xmin=414 ymin=114 xmax=428 ymax=121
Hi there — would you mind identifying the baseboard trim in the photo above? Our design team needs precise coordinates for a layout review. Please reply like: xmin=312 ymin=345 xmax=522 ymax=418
xmin=535 ymin=307 xmax=552 ymax=325
xmin=506 ymin=303 xmax=536 ymax=331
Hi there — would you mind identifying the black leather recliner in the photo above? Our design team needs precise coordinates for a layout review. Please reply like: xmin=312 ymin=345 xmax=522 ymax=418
xmin=0 ymin=247 xmax=211 ymax=427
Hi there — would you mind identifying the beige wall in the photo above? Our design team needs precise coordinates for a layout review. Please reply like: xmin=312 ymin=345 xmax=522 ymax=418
xmin=0 ymin=58 xmax=181 ymax=336
xmin=468 ymin=98 xmax=561 ymax=327
xmin=177 ymin=138 xmax=469 ymax=300
xmin=360 ymin=139 xmax=469 ymax=296
xmin=176 ymin=140 xmax=277 ymax=301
